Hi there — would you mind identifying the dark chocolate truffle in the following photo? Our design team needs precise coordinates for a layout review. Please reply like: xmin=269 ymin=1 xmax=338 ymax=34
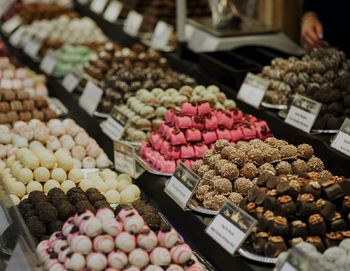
xmin=48 ymin=220 xmax=64 ymax=234
xmin=66 ymin=187 xmax=84 ymax=198
xmin=36 ymin=202 xmax=58 ymax=223
xmin=57 ymin=202 xmax=76 ymax=221
xmin=27 ymin=216 xmax=46 ymax=237
xmin=264 ymin=236 xmax=287 ymax=257
xmin=69 ymin=193 xmax=88 ymax=205
xmin=75 ymin=200 xmax=96 ymax=215
xmin=308 ymin=214 xmax=326 ymax=236
xmin=290 ymin=220 xmax=308 ymax=239
xmin=28 ymin=191 xmax=47 ymax=206
xmin=306 ymin=236 xmax=325 ymax=252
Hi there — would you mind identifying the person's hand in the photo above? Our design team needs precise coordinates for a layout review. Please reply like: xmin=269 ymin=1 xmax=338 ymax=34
xmin=301 ymin=12 xmax=328 ymax=48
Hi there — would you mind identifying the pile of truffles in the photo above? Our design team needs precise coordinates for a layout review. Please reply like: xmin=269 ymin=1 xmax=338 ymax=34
xmin=118 ymin=85 xmax=237 ymax=142
xmin=261 ymin=47 xmax=350 ymax=105
xmin=36 ymin=206 xmax=206 ymax=271
xmin=0 ymin=119 xmax=110 ymax=168
xmin=140 ymin=105 xmax=272 ymax=173
xmin=276 ymin=240 xmax=350 ymax=271
xmin=313 ymin=75 xmax=350 ymax=130
xmin=18 ymin=187 xmax=111 ymax=243
xmin=245 ymin=172 xmax=350 ymax=257
xmin=192 ymin=138 xmax=326 ymax=211
xmin=0 ymin=90 xmax=55 ymax=124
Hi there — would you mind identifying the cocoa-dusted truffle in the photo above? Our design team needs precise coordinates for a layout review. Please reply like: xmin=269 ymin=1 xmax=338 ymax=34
xmin=214 ymin=140 xmax=230 ymax=153
xmin=219 ymin=163 xmax=239 ymax=180
xmin=228 ymin=192 xmax=243 ymax=205
xmin=291 ymin=159 xmax=308 ymax=175
xmin=75 ymin=200 xmax=95 ymax=214
xmin=28 ymin=191 xmax=47 ymax=206
xmin=85 ymin=188 xmax=101 ymax=197
xmin=241 ymin=162 xmax=258 ymax=179
xmin=275 ymin=161 xmax=292 ymax=175
xmin=213 ymin=178 xmax=232 ymax=195
xmin=48 ymin=220 xmax=64 ymax=234
xmin=27 ymin=216 xmax=46 ymax=237
xmin=191 ymin=160 xmax=203 ymax=173
xmin=297 ymin=144 xmax=314 ymax=160
xmin=235 ymin=177 xmax=253 ymax=195
xmin=280 ymin=145 xmax=298 ymax=160
xmin=307 ymin=157 xmax=325 ymax=172
xmin=87 ymin=193 xmax=105 ymax=204
xmin=36 ymin=201 xmax=58 ymax=223
xmin=48 ymin=188 xmax=68 ymax=207
xmin=247 ymin=149 xmax=265 ymax=166
xmin=195 ymin=185 xmax=210 ymax=201
xmin=57 ymin=202 xmax=76 ymax=221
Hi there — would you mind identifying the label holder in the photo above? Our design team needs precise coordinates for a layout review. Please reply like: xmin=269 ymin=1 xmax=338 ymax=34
xmin=123 ymin=11 xmax=143 ymax=37
xmin=331 ymin=118 xmax=350 ymax=157
xmin=79 ymin=81 xmax=103 ymax=115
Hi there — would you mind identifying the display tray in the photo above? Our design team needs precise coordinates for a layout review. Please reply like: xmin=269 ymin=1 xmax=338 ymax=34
xmin=48 ymin=97 xmax=69 ymax=117
xmin=187 ymin=199 xmax=218 ymax=216
xmin=261 ymin=102 xmax=288 ymax=110
xmin=134 ymin=152 xmax=173 ymax=177
xmin=238 ymin=248 xmax=277 ymax=265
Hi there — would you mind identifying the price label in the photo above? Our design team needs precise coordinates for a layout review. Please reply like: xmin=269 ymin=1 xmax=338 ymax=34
xmin=103 ymin=1 xmax=123 ymax=22
xmin=237 ymin=73 xmax=269 ymax=108
xmin=23 ymin=35 xmax=43 ymax=58
xmin=79 ymin=81 xmax=103 ymax=115
xmin=285 ymin=94 xmax=321 ymax=133
xmin=101 ymin=105 xmax=128 ymax=141
xmin=114 ymin=140 xmax=137 ymax=177
xmin=151 ymin=21 xmax=173 ymax=49
xmin=205 ymin=201 xmax=257 ymax=255
xmin=9 ymin=26 xmax=25 ymax=47
xmin=77 ymin=0 xmax=91 ymax=5
xmin=277 ymin=247 xmax=322 ymax=271
xmin=123 ymin=11 xmax=143 ymax=37
xmin=164 ymin=163 xmax=200 ymax=210
xmin=2 ymin=15 xmax=22 ymax=34
xmin=331 ymin=118 xmax=350 ymax=157
xmin=1 ymin=78 xmax=12 ymax=89
xmin=40 ymin=50 xmax=57 ymax=75
xmin=62 ymin=73 xmax=80 ymax=93
xmin=0 ymin=0 xmax=13 ymax=18
xmin=90 ymin=0 xmax=108 ymax=14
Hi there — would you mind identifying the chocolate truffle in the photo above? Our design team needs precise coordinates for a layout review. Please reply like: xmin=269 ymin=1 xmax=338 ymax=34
xmin=252 ymin=232 xmax=269 ymax=255
xmin=301 ymin=181 xmax=321 ymax=199
xmin=264 ymin=236 xmax=287 ymax=258
xmin=257 ymin=172 xmax=274 ymax=187
xmin=297 ymin=193 xmax=317 ymax=217
xmin=297 ymin=144 xmax=314 ymax=160
xmin=290 ymin=220 xmax=308 ymax=239
xmin=258 ymin=163 xmax=276 ymax=175
xmin=306 ymin=236 xmax=325 ymax=252
xmin=75 ymin=200 xmax=95 ymax=215
xmin=28 ymin=191 xmax=47 ymax=206
xmin=36 ymin=202 xmax=58 ymax=223
xmin=291 ymin=159 xmax=308 ymax=175
xmin=330 ymin=212 xmax=347 ymax=231
xmin=94 ymin=200 xmax=112 ymax=210
xmin=234 ymin=177 xmax=253 ymax=196
xmin=307 ymin=157 xmax=325 ymax=172
xmin=263 ymin=148 xmax=282 ymax=163
xmin=324 ymin=232 xmax=343 ymax=248
xmin=248 ymin=149 xmax=265 ymax=166
xmin=219 ymin=163 xmax=239 ymax=180
xmin=209 ymin=194 xmax=227 ymax=211
xmin=27 ymin=216 xmax=46 ymax=237
xmin=316 ymin=199 xmax=336 ymax=221
xmin=66 ymin=187 xmax=84 ymax=198
xmin=264 ymin=189 xmax=278 ymax=211
xmin=262 ymin=210 xmax=275 ymax=231
xmin=228 ymin=192 xmax=243 ymax=205
xmin=214 ymin=140 xmax=230 ymax=153
xmin=214 ymin=159 xmax=229 ymax=172
xmin=321 ymin=178 xmax=344 ymax=201
xmin=48 ymin=220 xmax=64 ymax=234
xmin=269 ymin=216 xmax=289 ymax=236
xmin=69 ymin=193 xmax=88 ymax=205
xmin=308 ymin=214 xmax=326 ymax=236
xmin=87 ymin=193 xmax=105 ymax=204
xmin=213 ymin=178 xmax=232 ymax=195
xmin=275 ymin=161 xmax=292 ymax=175
xmin=342 ymin=196 xmax=350 ymax=214
xmin=197 ymin=164 xmax=210 ymax=177
xmin=276 ymin=195 xmax=296 ymax=216
xmin=280 ymin=145 xmax=298 ymax=160
xmin=191 ymin=160 xmax=203 ymax=173
xmin=266 ymin=175 xmax=280 ymax=189
xmin=57 ymin=202 xmax=76 ymax=221
xmin=241 ymin=163 xmax=258 ymax=180
xmin=288 ymin=237 xmax=304 ymax=246
xmin=207 ymin=154 xmax=222 ymax=169
xmin=202 ymin=170 xmax=217 ymax=182
xmin=222 ymin=147 xmax=246 ymax=167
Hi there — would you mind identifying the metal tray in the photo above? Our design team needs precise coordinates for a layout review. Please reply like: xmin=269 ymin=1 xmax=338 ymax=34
xmin=238 ymin=248 xmax=277 ymax=264
xmin=134 ymin=152 xmax=173 ymax=177
xmin=49 ymin=97 xmax=69 ymax=117
xmin=187 ymin=199 xmax=218 ymax=216
xmin=261 ymin=102 xmax=288 ymax=110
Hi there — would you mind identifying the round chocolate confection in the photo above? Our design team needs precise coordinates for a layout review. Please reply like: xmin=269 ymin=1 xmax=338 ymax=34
xmin=207 ymin=154 xmax=222 ymax=169
xmin=94 ymin=200 xmax=112 ymax=210
xmin=69 ymin=193 xmax=88 ymax=205
xmin=48 ymin=190 xmax=68 ymax=207
xmin=241 ymin=162 xmax=258 ymax=180
xmin=247 ymin=149 xmax=265 ymax=166
xmin=264 ymin=236 xmax=288 ymax=258
xmin=191 ymin=160 xmax=203 ymax=173
xmin=27 ymin=216 xmax=46 ymax=237
xmin=203 ymin=191 xmax=216 ymax=209
xmin=214 ymin=159 xmax=229 ymax=172
xmin=234 ymin=177 xmax=253 ymax=196
xmin=290 ymin=220 xmax=308 ymax=238
xmin=208 ymin=194 xmax=227 ymax=211
xmin=35 ymin=202 xmax=58 ymax=223
xmin=275 ymin=161 xmax=292 ymax=175
xmin=195 ymin=185 xmax=211 ymax=201
xmin=263 ymin=147 xmax=282 ymax=163
xmin=297 ymin=144 xmax=314 ymax=160
xmin=221 ymin=146 xmax=246 ymax=167
xmin=197 ymin=164 xmax=211 ymax=178
xmin=75 ymin=200 xmax=96 ymax=215
xmin=214 ymin=140 xmax=230 ymax=153
xmin=219 ymin=163 xmax=239 ymax=180
xmin=28 ymin=191 xmax=48 ymax=206
xmin=22 ymin=209 xmax=37 ymax=221
xmin=202 ymin=169 xmax=217 ymax=182
xmin=280 ymin=145 xmax=298 ymax=160
xmin=202 ymin=150 xmax=213 ymax=164
xmin=324 ymin=232 xmax=343 ymax=249
xmin=288 ymin=237 xmax=304 ymax=246
xmin=305 ymin=236 xmax=325 ymax=252
xmin=213 ymin=178 xmax=232 ymax=195
xmin=47 ymin=188 xmax=66 ymax=201
xmin=18 ymin=199 xmax=31 ymax=209
xmin=319 ymin=170 xmax=333 ymax=181
xmin=301 ymin=181 xmax=321 ymax=198
xmin=57 ymin=202 xmax=76 ymax=221
xmin=328 ymin=102 xmax=344 ymax=116
xmin=291 ymin=159 xmax=308 ymax=175
xmin=308 ymin=214 xmax=326 ymax=235
xmin=228 ymin=192 xmax=243 ymax=205
xmin=258 ymin=163 xmax=276 ymax=175
xmin=307 ymin=157 xmax=325 ymax=172
xmin=85 ymin=188 xmax=101 ymax=197
xmin=66 ymin=187 xmax=84 ymax=198
xmin=48 ymin=220 xmax=64 ymax=234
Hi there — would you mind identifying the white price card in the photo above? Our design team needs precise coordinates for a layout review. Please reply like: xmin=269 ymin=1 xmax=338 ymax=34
xmin=285 ymin=94 xmax=321 ymax=133
xmin=114 ymin=140 xmax=137 ymax=177
xmin=101 ymin=105 xmax=128 ymax=141
xmin=90 ymin=0 xmax=108 ymax=14
xmin=2 ymin=15 xmax=22 ymax=34
xmin=237 ymin=72 xmax=269 ymax=108
xmin=151 ymin=21 xmax=173 ymax=49
xmin=205 ymin=201 xmax=257 ymax=255
xmin=62 ymin=73 xmax=80 ymax=93
xmin=277 ymin=247 xmax=323 ymax=271
xmin=23 ymin=35 xmax=43 ymax=58
xmin=40 ymin=50 xmax=57 ymax=75
xmin=79 ymin=81 xmax=103 ymax=115
xmin=103 ymin=1 xmax=123 ymax=22
xmin=164 ymin=163 xmax=200 ymax=210
xmin=331 ymin=118 xmax=350 ymax=157
xmin=123 ymin=11 xmax=143 ymax=37
xmin=9 ymin=26 xmax=25 ymax=47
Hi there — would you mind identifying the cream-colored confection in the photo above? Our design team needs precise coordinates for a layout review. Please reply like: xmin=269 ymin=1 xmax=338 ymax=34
xmin=86 ymin=143 xmax=101 ymax=158
xmin=26 ymin=181 xmax=43 ymax=193
xmin=105 ymin=190 xmax=120 ymax=204
xmin=104 ymin=178 xmax=118 ymax=190
xmin=116 ymin=174 xmax=132 ymax=182
xmin=117 ymin=179 xmax=131 ymax=192
xmin=21 ymin=195 xmax=28 ymax=201
xmin=34 ymin=127 xmax=50 ymax=142
xmin=6 ymin=156 xmax=16 ymax=167
xmin=96 ymin=153 xmax=109 ymax=168
xmin=33 ymin=167 xmax=50 ymax=182
xmin=46 ymin=136 xmax=61 ymax=151
xmin=82 ymin=157 xmax=96 ymax=169
xmin=60 ymin=135 xmax=75 ymax=150
xmin=44 ymin=179 xmax=61 ymax=194
xmin=0 ymin=146 xmax=7 ymax=159
xmin=95 ymin=180 xmax=108 ymax=193
xmin=120 ymin=189 xmax=135 ymax=203
xmin=51 ymin=168 xmax=67 ymax=183
xmin=47 ymin=119 xmax=62 ymax=128
xmin=75 ymin=132 xmax=89 ymax=147
xmin=72 ymin=158 xmax=82 ymax=169
xmin=50 ymin=124 xmax=65 ymax=137
xmin=0 ymin=132 xmax=12 ymax=144
xmin=61 ymin=180 xmax=76 ymax=193
xmin=66 ymin=125 xmax=81 ymax=137
xmin=100 ymin=169 xmax=117 ymax=180
xmin=10 ymin=161 xmax=22 ymax=176
xmin=9 ymin=194 xmax=20 ymax=205
xmin=17 ymin=148 xmax=39 ymax=170
xmin=29 ymin=141 xmax=43 ymax=150
xmin=7 ymin=181 xmax=26 ymax=197
xmin=79 ymin=178 xmax=94 ymax=191
xmin=62 ymin=118 xmax=76 ymax=129
xmin=6 ymin=146 xmax=17 ymax=157
xmin=55 ymin=149 xmax=74 ymax=172
xmin=12 ymin=135 xmax=28 ymax=148
xmin=125 ymin=184 xmax=141 ymax=198
xmin=71 ymin=145 xmax=86 ymax=160
xmin=17 ymin=168 xmax=33 ymax=184
xmin=31 ymin=146 xmax=56 ymax=169
xmin=0 ymin=160 xmax=6 ymax=171
xmin=68 ymin=169 xmax=84 ymax=183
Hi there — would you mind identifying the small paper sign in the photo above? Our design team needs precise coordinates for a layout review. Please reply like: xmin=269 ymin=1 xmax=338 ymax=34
xmin=331 ymin=118 xmax=350 ymax=157
xmin=79 ymin=81 xmax=103 ymax=115
xmin=113 ymin=140 xmax=136 ymax=177
xmin=90 ymin=0 xmax=108 ymax=14
xmin=2 ymin=15 xmax=22 ymax=34
xmin=1 ymin=78 xmax=12 ymax=89
xmin=205 ymin=201 xmax=257 ymax=255
xmin=40 ymin=50 xmax=57 ymax=75
xmin=103 ymin=1 xmax=123 ymax=22
xmin=9 ymin=26 xmax=25 ymax=47
xmin=164 ymin=163 xmax=200 ymax=210
xmin=151 ymin=21 xmax=173 ymax=49
xmin=123 ymin=11 xmax=143 ymax=37
xmin=278 ymin=247 xmax=322 ymax=271
xmin=62 ymin=73 xmax=80 ymax=93
xmin=23 ymin=35 xmax=43 ymax=58
xmin=285 ymin=94 xmax=321 ymax=133
xmin=101 ymin=106 xmax=128 ymax=141
xmin=237 ymin=73 xmax=269 ymax=108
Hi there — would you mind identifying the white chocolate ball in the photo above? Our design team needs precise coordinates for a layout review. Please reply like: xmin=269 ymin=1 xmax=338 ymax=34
xmin=105 ymin=190 xmax=120 ymax=204
xmin=44 ymin=179 xmax=61 ymax=194
xmin=94 ymin=180 xmax=108 ymax=193
xmin=61 ymin=180 xmax=76 ymax=193
xmin=68 ymin=169 xmax=84 ymax=183
xmin=72 ymin=158 xmax=82 ymax=169
xmin=100 ymin=169 xmax=117 ymax=180
xmin=17 ymin=168 xmax=33 ymax=184
xmin=33 ymin=167 xmax=50 ymax=182
xmin=125 ymin=184 xmax=141 ymax=198
xmin=51 ymin=168 xmax=67 ymax=183
xmin=120 ymin=189 xmax=135 ymax=204
xmin=105 ymin=178 xmax=118 ymax=190
xmin=116 ymin=174 xmax=132 ymax=182
xmin=9 ymin=194 xmax=20 ymax=205
xmin=8 ymin=181 xmax=26 ymax=198
xmin=26 ymin=181 xmax=43 ymax=193
xmin=117 ymin=179 xmax=132 ymax=192
xmin=79 ymin=178 xmax=94 ymax=192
